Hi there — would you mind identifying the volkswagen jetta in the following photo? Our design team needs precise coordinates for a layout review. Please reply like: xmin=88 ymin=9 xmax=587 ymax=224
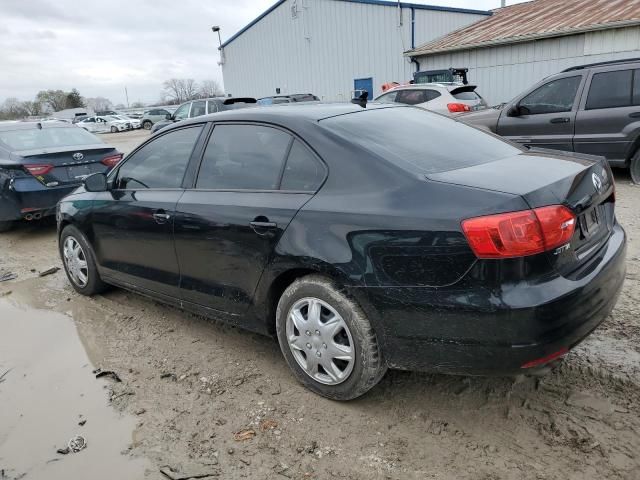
xmin=57 ymin=104 xmax=626 ymax=400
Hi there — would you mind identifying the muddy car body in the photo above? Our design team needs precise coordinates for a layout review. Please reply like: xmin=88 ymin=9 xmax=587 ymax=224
xmin=57 ymin=104 xmax=626 ymax=399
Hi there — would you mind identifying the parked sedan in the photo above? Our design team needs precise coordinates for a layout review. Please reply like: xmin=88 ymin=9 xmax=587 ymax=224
xmin=0 ymin=122 xmax=121 ymax=232
xmin=109 ymin=115 xmax=142 ymax=129
xmin=374 ymin=83 xmax=488 ymax=115
xmin=57 ymin=104 xmax=626 ymax=400
xmin=76 ymin=116 xmax=131 ymax=133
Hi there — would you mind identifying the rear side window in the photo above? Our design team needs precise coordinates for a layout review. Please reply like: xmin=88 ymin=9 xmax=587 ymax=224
xmin=452 ymin=90 xmax=480 ymax=100
xmin=280 ymin=140 xmax=324 ymax=191
xmin=586 ymin=70 xmax=633 ymax=110
xmin=519 ymin=76 xmax=581 ymax=115
xmin=207 ymin=100 xmax=220 ymax=113
xmin=321 ymin=107 xmax=520 ymax=175
xmin=395 ymin=89 xmax=440 ymax=105
xmin=196 ymin=124 xmax=291 ymax=190
xmin=116 ymin=126 xmax=202 ymax=189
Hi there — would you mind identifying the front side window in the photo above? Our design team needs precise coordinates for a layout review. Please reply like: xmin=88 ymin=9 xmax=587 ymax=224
xmin=196 ymin=124 xmax=291 ymax=190
xmin=518 ymin=76 xmax=582 ymax=115
xmin=280 ymin=140 xmax=325 ymax=191
xmin=116 ymin=126 xmax=202 ymax=189
xmin=586 ymin=69 xmax=633 ymax=110
xmin=376 ymin=92 xmax=397 ymax=103
xmin=190 ymin=100 xmax=206 ymax=118
xmin=173 ymin=103 xmax=190 ymax=121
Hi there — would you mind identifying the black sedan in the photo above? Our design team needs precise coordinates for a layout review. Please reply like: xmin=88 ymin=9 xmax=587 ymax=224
xmin=56 ymin=104 xmax=626 ymax=400
xmin=0 ymin=122 xmax=122 ymax=231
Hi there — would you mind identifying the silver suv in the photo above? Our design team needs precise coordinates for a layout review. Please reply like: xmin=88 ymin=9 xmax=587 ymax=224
xmin=460 ymin=58 xmax=640 ymax=183
xmin=374 ymin=83 xmax=488 ymax=116
xmin=140 ymin=108 xmax=173 ymax=130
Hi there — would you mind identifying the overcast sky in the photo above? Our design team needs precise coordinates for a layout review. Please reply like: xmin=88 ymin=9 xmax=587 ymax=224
xmin=0 ymin=0 xmax=528 ymax=105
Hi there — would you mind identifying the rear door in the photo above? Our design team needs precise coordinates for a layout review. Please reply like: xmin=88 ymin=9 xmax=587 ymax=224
xmin=497 ymin=75 xmax=584 ymax=151
xmin=174 ymin=123 xmax=325 ymax=314
xmin=90 ymin=124 xmax=204 ymax=297
xmin=574 ymin=66 xmax=640 ymax=164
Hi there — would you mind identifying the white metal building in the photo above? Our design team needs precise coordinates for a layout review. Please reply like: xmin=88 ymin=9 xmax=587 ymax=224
xmin=407 ymin=0 xmax=640 ymax=105
xmin=220 ymin=0 xmax=490 ymax=101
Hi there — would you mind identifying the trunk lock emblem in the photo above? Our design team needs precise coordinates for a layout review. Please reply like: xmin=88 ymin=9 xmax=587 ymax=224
xmin=72 ymin=152 xmax=84 ymax=161
xmin=592 ymin=173 xmax=604 ymax=194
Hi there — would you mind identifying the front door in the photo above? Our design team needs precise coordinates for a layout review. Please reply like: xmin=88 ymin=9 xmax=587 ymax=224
xmin=354 ymin=77 xmax=374 ymax=101
xmin=174 ymin=124 xmax=324 ymax=315
xmin=497 ymin=75 xmax=583 ymax=152
xmin=90 ymin=125 xmax=204 ymax=297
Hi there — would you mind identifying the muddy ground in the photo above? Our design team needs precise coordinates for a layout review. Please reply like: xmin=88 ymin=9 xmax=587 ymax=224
xmin=0 ymin=130 xmax=639 ymax=480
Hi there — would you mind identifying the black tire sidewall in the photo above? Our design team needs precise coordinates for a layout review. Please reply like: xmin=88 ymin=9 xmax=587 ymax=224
xmin=59 ymin=225 xmax=106 ymax=296
xmin=631 ymin=151 xmax=640 ymax=184
xmin=276 ymin=276 xmax=385 ymax=400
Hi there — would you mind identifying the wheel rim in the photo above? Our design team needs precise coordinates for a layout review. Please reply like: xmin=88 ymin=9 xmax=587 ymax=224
xmin=632 ymin=158 xmax=640 ymax=184
xmin=63 ymin=237 xmax=89 ymax=288
xmin=143 ymin=122 xmax=151 ymax=130
xmin=286 ymin=297 xmax=355 ymax=385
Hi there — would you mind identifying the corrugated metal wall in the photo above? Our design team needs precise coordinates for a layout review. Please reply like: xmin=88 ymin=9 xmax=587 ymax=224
xmin=221 ymin=0 xmax=484 ymax=100
xmin=415 ymin=26 xmax=640 ymax=106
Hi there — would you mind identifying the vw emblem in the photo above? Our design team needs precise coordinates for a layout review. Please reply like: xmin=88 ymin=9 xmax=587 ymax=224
xmin=72 ymin=152 xmax=84 ymax=161
xmin=592 ymin=172 xmax=604 ymax=193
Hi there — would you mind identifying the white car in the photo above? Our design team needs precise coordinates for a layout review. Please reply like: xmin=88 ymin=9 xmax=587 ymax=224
xmin=109 ymin=115 xmax=141 ymax=129
xmin=75 ymin=116 xmax=131 ymax=133
xmin=374 ymin=83 xmax=488 ymax=116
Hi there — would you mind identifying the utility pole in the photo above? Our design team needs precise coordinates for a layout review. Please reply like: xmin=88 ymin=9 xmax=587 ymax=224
xmin=212 ymin=26 xmax=224 ymax=66
xmin=124 ymin=87 xmax=130 ymax=108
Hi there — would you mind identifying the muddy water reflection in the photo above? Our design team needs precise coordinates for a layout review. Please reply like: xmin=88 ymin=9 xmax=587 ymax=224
xmin=0 ymin=299 xmax=149 ymax=480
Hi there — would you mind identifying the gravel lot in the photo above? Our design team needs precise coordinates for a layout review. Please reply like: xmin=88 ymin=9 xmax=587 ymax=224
xmin=0 ymin=130 xmax=638 ymax=479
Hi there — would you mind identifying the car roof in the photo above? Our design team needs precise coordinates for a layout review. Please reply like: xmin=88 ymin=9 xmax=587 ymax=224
xmin=165 ymin=103 xmax=402 ymax=129
xmin=0 ymin=121 xmax=75 ymax=132
xmin=384 ymin=83 xmax=475 ymax=93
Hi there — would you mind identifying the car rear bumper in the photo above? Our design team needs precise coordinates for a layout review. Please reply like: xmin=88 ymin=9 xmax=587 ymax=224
xmin=0 ymin=178 xmax=79 ymax=222
xmin=362 ymin=223 xmax=627 ymax=375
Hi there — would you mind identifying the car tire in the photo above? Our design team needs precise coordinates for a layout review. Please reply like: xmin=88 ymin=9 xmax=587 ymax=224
xmin=110 ymin=126 xmax=118 ymax=133
xmin=276 ymin=274 xmax=387 ymax=400
xmin=142 ymin=121 xmax=152 ymax=130
xmin=0 ymin=221 xmax=14 ymax=233
xmin=631 ymin=149 xmax=640 ymax=184
xmin=60 ymin=225 xmax=108 ymax=296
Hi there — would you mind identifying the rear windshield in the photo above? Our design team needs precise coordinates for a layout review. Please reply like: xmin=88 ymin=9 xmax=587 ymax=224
xmin=452 ymin=90 xmax=480 ymax=101
xmin=0 ymin=126 xmax=101 ymax=151
xmin=320 ymin=107 xmax=520 ymax=174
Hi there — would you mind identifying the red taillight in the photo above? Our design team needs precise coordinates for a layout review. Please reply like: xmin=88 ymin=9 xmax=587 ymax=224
xmin=101 ymin=154 xmax=123 ymax=168
xmin=461 ymin=205 xmax=576 ymax=259
xmin=24 ymin=164 xmax=54 ymax=176
xmin=521 ymin=347 xmax=568 ymax=369
xmin=447 ymin=103 xmax=471 ymax=113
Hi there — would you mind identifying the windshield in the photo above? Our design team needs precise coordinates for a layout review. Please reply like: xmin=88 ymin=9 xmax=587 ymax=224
xmin=0 ymin=126 xmax=102 ymax=151
xmin=320 ymin=107 xmax=520 ymax=174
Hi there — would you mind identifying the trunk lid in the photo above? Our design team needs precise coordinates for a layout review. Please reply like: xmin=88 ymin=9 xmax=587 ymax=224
xmin=12 ymin=144 xmax=117 ymax=188
xmin=427 ymin=150 xmax=615 ymax=275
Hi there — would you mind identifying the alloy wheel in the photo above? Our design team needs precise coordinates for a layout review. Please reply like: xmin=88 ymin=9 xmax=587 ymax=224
xmin=285 ymin=297 xmax=355 ymax=385
xmin=63 ymin=236 xmax=89 ymax=288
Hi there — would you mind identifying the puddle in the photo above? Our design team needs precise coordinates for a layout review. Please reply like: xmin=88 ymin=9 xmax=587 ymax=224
xmin=0 ymin=299 xmax=150 ymax=480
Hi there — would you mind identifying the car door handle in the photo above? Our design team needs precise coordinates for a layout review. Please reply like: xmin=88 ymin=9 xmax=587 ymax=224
xmin=250 ymin=221 xmax=277 ymax=229
xmin=153 ymin=211 xmax=171 ymax=224
xmin=550 ymin=117 xmax=570 ymax=124
xmin=629 ymin=112 xmax=640 ymax=118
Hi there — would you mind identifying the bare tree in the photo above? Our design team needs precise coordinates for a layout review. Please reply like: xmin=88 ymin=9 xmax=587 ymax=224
xmin=199 ymin=80 xmax=224 ymax=98
xmin=182 ymin=79 xmax=199 ymax=101
xmin=163 ymin=78 xmax=185 ymax=103
xmin=36 ymin=90 xmax=68 ymax=112
xmin=131 ymin=101 xmax=145 ymax=108
xmin=86 ymin=97 xmax=113 ymax=112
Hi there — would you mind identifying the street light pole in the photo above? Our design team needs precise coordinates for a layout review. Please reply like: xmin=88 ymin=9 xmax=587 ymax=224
xmin=212 ymin=26 xmax=224 ymax=66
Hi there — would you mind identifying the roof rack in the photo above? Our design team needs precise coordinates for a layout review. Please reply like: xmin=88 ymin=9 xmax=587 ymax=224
xmin=562 ymin=57 xmax=640 ymax=72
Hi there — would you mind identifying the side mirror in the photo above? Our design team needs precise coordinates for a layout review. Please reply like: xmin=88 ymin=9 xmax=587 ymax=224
xmin=165 ymin=113 xmax=173 ymax=120
xmin=507 ymin=105 xmax=521 ymax=117
xmin=84 ymin=172 xmax=108 ymax=192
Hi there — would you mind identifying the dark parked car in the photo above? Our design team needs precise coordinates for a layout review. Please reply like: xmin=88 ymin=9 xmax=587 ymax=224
xmin=150 ymin=97 xmax=257 ymax=133
xmin=460 ymin=58 xmax=640 ymax=183
xmin=57 ymin=104 xmax=626 ymax=400
xmin=0 ymin=122 xmax=122 ymax=232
